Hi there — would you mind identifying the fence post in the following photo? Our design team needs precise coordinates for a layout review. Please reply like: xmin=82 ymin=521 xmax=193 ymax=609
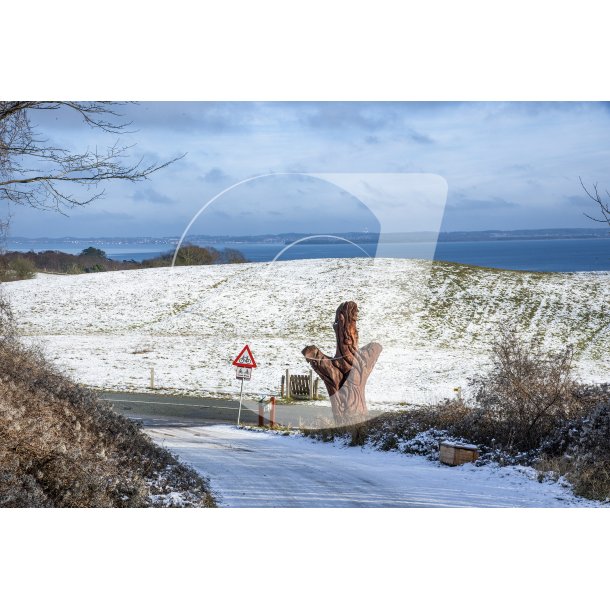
xmin=150 ymin=367 xmax=155 ymax=390
xmin=270 ymin=396 xmax=276 ymax=427
xmin=258 ymin=402 xmax=264 ymax=427
xmin=281 ymin=375 xmax=285 ymax=398
xmin=309 ymin=369 xmax=314 ymax=399
xmin=285 ymin=368 xmax=291 ymax=400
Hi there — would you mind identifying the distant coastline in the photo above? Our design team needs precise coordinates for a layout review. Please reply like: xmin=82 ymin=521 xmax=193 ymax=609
xmin=6 ymin=227 xmax=610 ymax=248
xmin=4 ymin=229 xmax=610 ymax=273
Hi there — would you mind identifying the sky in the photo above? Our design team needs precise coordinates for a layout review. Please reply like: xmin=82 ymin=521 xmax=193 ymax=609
xmin=7 ymin=101 xmax=610 ymax=238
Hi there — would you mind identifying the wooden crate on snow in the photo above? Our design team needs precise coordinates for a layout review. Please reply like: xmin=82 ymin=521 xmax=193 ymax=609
xmin=439 ymin=441 xmax=479 ymax=466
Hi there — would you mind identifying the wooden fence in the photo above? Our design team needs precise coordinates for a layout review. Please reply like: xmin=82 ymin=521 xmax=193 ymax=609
xmin=281 ymin=369 xmax=322 ymax=400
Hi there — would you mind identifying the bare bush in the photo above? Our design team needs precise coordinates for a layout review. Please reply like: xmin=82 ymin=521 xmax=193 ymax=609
xmin=468 ymin=329 xmax=582 ymax=452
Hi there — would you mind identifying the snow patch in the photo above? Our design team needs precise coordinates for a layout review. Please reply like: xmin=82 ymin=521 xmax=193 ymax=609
xmin=146 ymin=424 xmax=603 ymax=508
xmin=5 ymin=259 xmax=609 ymax=407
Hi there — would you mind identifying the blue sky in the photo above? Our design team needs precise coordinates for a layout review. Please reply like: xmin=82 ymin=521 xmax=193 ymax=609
xmin=8 ymin=101 xmax=610 ymax=237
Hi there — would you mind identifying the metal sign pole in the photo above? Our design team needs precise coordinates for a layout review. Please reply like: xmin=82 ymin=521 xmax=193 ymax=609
xmin=233 ymin=344 xmax=256 ymax=427
xmin=237 ymin=377 xmax=244 ymax=426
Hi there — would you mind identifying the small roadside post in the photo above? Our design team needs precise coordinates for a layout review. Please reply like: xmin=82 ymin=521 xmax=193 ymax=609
xmin=232 ymin=345 xmax=257 ymax=426
xmin=257 ymin=396 xmax=266 ymax=426
xmin=256 ymin=395 xmax=277 ymax=427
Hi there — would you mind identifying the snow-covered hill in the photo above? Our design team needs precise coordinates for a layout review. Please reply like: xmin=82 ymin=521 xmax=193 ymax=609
xmin=5 ymin=258 xmax=609 ymax=406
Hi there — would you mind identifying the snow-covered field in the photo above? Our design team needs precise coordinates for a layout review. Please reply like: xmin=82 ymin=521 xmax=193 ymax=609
xmin=5 ymin=258 xmax=610 ymax=407
xmin=147 ymin=424 xmax=601 ymax=507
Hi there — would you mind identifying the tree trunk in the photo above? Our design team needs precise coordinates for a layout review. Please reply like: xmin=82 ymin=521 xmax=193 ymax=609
xmin=302 ymin=301 xmax=382 ymax=426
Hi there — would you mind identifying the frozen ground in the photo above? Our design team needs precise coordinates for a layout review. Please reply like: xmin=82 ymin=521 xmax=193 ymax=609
xmin=146 ymin=424 xmax=602 ymax=507
xmin=5 ymin=258 xmax=610 ymax=407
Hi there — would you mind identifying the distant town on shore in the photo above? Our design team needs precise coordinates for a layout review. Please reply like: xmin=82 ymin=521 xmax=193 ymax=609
xmin=7 ymin=227 xmax=610 ymax=248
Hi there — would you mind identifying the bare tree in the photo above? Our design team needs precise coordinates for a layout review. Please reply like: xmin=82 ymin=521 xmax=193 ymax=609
xmin=580 ymin=177 xmax=610 ymax=226
xmin=0 ymin=101 xmax=182 ymax=212
xmin=303 ymin=301 xmax=382 ymax=426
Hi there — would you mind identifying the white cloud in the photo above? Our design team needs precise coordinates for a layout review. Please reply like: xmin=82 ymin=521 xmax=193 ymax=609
xmin=10 ymin=102 xmax=610 ymax=236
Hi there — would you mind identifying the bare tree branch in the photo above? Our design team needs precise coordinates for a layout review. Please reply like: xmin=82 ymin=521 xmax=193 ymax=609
xmin=0 ymin=101 xmax=184 ymax=211
xmin=580 ymin=176 xmax=610 ymax=226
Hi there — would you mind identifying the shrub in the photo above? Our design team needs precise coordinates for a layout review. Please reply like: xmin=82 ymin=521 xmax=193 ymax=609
xmin=0 ymin=256 xmax=36 ymax=281
xmin=305 ymin=330 xmax=593 ymax=463
xmin=65 ymin=263 xmax=81 ymax=274
xmin=174 ymin=244 xmax=220 ymax=266
xmin=0 ymin=245 xmax=247 ymax=275
xmin=304 ymin=399 xmax=474 ymax=459
xmin=10 ymin=257 xmax=36 ymax=280
xmin=541 ymin=401 xmax=610 ymax=501
xmin=220 ymin=248 xmax=248 ymax=264
xmin=304 ymin=328 xmax=608 ymax=501
xmin=467 ymin=329 xmax=583 ymax=452
xmin=79 ymin=247 xmax=107 ymax=258
xmin=0 ymin=295 xmax=215 ymax=507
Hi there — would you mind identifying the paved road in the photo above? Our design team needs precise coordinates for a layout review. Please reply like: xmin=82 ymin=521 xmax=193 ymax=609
xmin=146 ymin=424 xmax=595 ymax=508
xmin=100 ymin=391 xmax=595 ymax=508
xmin=147 ymin=424 xmax=431 ymax=507
xmin=99 ymin=390 xmax=335 ymax=428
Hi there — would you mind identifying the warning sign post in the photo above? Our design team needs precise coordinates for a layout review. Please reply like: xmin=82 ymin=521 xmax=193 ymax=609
xmin=232 ymin=345 xmax=257 ymax=368
xmin=233 ymin=344 xmax=256 ymax=425
xmin=236 ymin=368 xmax=252 ymax=381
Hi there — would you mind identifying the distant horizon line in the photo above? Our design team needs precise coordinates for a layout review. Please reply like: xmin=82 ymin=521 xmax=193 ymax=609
xmin=6 ymin=227 xmax=610 ymax=243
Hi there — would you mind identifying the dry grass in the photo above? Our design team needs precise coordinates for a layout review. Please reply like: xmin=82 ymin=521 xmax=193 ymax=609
xmin=0 ymin=296 xmax=215 ymax=508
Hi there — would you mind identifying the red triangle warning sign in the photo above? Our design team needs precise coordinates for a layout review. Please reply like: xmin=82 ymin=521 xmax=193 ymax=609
xmin=232 ymin=344 xmax=257 ymax=368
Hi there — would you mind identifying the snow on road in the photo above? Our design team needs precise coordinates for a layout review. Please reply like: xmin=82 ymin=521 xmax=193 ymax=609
xmin=146 ymin=425 xmax=601 ymax=508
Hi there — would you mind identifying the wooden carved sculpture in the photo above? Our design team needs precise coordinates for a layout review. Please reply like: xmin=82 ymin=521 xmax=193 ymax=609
xmin=302 ymin=301 xmax=382 ymax=426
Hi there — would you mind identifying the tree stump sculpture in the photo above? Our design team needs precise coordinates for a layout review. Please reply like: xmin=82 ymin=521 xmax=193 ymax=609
xmin=302 ymin=301 xmax=382 ymax=426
